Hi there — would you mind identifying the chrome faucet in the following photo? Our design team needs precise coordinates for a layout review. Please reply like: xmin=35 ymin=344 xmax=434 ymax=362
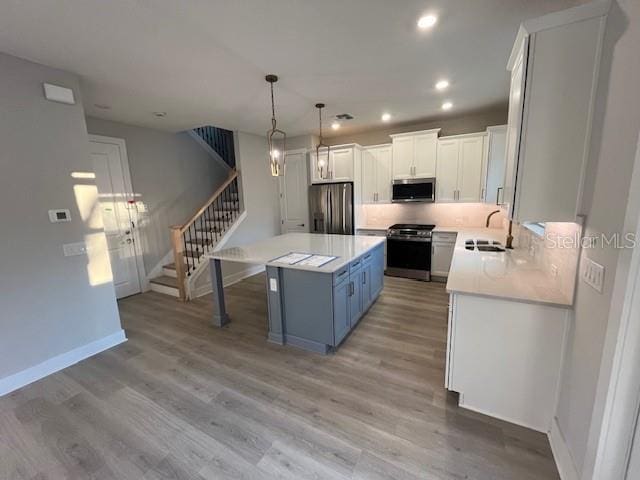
xmin=485 ymin=209 xmax=501 ymax=228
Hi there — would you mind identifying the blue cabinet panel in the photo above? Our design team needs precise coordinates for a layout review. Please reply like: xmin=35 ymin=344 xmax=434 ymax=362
xmin=333 ymin=279 xmax=350 ymax=346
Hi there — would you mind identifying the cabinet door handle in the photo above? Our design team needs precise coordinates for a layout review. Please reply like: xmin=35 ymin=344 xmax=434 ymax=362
xmin=496 ymin=187 xmax=503 ymax=205
xmin=363 ymin=271 xmax=367 ymax=285
xmin=481 ymin=188 xmax=485 ymax=201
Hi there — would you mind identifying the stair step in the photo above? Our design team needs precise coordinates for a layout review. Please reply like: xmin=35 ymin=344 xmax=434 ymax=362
xmin=150 ymin=275 xmax=178 ymax=288
xmin=162 ymin=263 xmax=178 ymax=278
xmin=149 ymin=275 xmax=180 ymax=297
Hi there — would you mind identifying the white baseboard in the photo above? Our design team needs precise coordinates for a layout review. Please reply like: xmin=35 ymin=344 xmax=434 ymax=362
xmin=0 ymin=330 xmax=127 ymax=397
xmin=192 ymin=264 xmax=265 ymax=298
xmin=549 ymin=416 xmax=580 ymax=480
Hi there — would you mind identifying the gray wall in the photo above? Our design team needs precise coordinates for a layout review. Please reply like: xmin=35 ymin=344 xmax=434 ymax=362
xmin=85 ymin=118 xmax=229 ymax=275
xmin=0 ymin=53 xmax=122 ymax=381
xmin=220 ymin=131 xmax=281 ymax=280
xmin=554 ymin=0 xmax=640 ymax=476
xmin=326 ymin=106 xmax=507 ymax=146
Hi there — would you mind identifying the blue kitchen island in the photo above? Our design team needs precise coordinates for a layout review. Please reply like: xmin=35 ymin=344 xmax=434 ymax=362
xmin=206 ymin=233 xmax=385 ymax=354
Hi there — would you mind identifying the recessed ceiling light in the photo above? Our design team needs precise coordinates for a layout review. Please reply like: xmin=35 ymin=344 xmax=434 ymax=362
xmin=153 ymin=111 xmax=167 ymax=117
xmin=331 ymin=122 xmax=341 ymax=130
xmin=381 ymin=113 xmax=391 ymax=122
xmin=435 ymin=80 xmax=449 ymax=91
xmin=417 ymin=14 xmax=438 ymax=29
xmin=442 ymin=102 xmax=453 ymax=111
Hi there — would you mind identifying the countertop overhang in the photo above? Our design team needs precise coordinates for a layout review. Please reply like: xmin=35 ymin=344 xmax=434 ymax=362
xmin=208 ymin=233 xmax=385 ymax=273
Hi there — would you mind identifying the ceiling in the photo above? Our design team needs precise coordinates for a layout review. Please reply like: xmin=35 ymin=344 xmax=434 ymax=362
xmin=0 ymin=0 xmax=585 ymax=136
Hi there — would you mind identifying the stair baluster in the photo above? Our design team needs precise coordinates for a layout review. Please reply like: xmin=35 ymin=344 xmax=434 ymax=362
xmin=169 ymin=170 xmax=239 ymax=301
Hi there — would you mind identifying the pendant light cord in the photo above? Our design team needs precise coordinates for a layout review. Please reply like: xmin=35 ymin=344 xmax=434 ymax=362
xmin=270 ymin=82 xmax=277 ymax=129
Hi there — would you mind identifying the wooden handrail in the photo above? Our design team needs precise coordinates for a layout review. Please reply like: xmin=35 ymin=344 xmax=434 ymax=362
xmin=169 ymin=169 xmax=240 ymax=301
xmin=173 ymin=170 xmax=238 ymax=234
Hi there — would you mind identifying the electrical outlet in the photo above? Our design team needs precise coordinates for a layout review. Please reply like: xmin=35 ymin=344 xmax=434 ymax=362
xmin=550 ymin=264 xmax=559 ymax=278
xmin=529 ymin=245 xmax=536 ymax=258
xmin=582 ymin=257 xmax=604 ymax=293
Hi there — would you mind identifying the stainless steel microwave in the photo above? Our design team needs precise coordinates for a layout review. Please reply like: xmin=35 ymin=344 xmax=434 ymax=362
xmin=391 ymin=178 xmax=436 ymax=203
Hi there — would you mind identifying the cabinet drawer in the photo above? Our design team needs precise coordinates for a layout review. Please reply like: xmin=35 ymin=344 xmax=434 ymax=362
xmin=333 ymin=266 xmax=349 ymax=285
xmin=433 ymin=232 xmax=457 ymax=243
xmin=349 ymin=257 xmax=363 ymax=272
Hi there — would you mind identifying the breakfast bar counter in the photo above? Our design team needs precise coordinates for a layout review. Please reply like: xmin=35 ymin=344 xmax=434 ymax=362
xmin=206 ymin=233 xmax=385 ymax=354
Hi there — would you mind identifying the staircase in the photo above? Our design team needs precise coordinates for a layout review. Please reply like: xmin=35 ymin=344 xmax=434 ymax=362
xmin=191 ymin=126 xmax=236 ymax=169
xmin=149 ymin=170 xmax=242 ymax=300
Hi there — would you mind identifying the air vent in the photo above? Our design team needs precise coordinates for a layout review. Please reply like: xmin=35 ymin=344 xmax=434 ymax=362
xmin=335 ymin=113 xmax=354 ymax=120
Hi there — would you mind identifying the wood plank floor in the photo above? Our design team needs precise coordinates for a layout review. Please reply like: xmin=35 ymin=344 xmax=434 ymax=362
xmin=1 ymin=274 xmax=560 ymax=479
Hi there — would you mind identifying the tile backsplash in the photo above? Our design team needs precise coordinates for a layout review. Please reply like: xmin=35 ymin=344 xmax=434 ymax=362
xmin=513 ymin=221 xmax=582 ymax=302
xmin=361 ymin=203 xmax=507 ymax=228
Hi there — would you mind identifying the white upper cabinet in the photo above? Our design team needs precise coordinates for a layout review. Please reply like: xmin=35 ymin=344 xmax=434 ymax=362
xmin=457 ymin=135 xmax=485 ymax=202
xmin=483 ymin=125 xmax=508 ymax=205
xmin=504 ymin=2 xmax=609 ymax=222
xmin=413 ymin=132 xmax=438 ymax=178
xmin=391 ymin=129 xmax=439 ymax=180
xmin=436 ymin=133 xmax=486 ymax=203
xmin=436 ymin=139 xmax=459 ymax=203
xmin=310 ymin=144 xmax=357 ymax=184
xmin=362 ymin=144 xmax=392 ymax=204
xmin=391 ymin=136 xmax=414 ymax=179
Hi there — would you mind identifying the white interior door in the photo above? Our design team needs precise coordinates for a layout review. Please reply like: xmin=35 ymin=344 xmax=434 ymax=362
xmin=280 ymin=150 xmax=309 ymax=233
xmin=89 ymin=137 xmax=142 ymax=298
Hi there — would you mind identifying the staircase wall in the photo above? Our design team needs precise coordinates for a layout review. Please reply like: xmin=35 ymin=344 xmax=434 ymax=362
xmin=192 ymin=131 xmax=281 ymax=294
xmin=85 ymin=117 xmax=229 ymax=275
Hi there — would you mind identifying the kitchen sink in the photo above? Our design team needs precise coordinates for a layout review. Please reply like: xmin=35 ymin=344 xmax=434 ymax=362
xmin=465 ymin=239 xmax=505 ymax=252
xmin=477 ymin=245 xmax=506 ymax=252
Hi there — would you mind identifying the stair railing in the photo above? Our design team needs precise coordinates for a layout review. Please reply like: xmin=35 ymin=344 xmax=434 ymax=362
xmin=170 ymin=170 xmax=240 ymax=301
xmin=193 ymin=126 xmax=236 ymax=169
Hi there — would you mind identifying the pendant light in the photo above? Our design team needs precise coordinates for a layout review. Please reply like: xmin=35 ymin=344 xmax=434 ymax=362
xmin=265 ymin=74 xmax=286 ymax=176
xmin=315 ymin=103 xmax=330 ymax=179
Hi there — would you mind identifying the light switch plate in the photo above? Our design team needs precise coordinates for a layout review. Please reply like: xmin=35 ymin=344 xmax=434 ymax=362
xmin=582 ymin=257 xmax=604 ymax=293
xmin=63 ymin=242 xmax=87 ymax=257
xmin=49 ymin=209 xmax=71 ymax=223
xmin=269 ymin=278 xmax=278 ymax=292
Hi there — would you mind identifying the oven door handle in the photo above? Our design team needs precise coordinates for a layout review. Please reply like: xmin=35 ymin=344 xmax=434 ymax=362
xmin=387 ymin=236 xmax=432 ymax=243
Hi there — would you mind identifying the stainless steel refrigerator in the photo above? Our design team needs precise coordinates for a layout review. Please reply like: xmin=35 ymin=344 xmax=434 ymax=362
xmin=309 ymin=182 xmax=354 ymax=235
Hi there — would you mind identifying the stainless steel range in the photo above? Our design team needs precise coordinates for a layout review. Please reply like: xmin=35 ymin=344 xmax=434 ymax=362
xmin=386 ymin=223 xmax=435 ymax=281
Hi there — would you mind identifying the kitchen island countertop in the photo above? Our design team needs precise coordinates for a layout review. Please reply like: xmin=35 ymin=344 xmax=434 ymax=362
xmin=208 ymin=232 xmax=385 ymax=273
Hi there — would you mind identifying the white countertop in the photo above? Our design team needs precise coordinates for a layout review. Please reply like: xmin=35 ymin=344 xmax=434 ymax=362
xmin=443 ymin=228 xmax=572 ymax=307
xmin=208 ymin=233 xmax=385 ymax=273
